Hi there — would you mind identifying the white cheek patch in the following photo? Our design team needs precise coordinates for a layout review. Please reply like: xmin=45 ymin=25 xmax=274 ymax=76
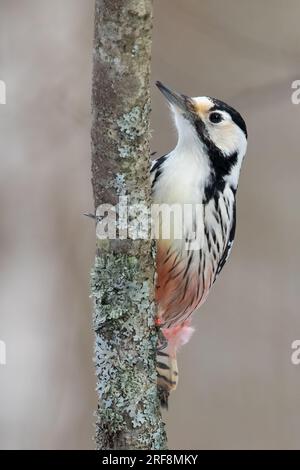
xmin=208 ymin=123 xmax=238 ymax=155
xmin=206 ymin=112 xmax=245 ymax=156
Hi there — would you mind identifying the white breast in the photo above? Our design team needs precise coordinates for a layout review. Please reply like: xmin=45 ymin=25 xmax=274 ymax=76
xmin=153 ymin=123 xmax=212 ymax=206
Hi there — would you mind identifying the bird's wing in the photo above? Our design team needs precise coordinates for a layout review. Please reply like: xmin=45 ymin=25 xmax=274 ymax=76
xmin=150 ymin=154 xmax=167 ymax=190
xmin=214 ymin=200 xmax=236 ymax=282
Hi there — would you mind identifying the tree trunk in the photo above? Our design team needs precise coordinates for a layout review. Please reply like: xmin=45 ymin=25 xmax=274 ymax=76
xmin=90 ymin=0 xmax=167 ymax=450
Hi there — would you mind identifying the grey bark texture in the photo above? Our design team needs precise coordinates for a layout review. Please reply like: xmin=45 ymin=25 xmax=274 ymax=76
xmin=90 ymin=0 xmax=167 ymax=450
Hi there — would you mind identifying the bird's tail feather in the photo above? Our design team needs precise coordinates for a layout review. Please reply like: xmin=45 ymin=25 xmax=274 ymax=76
xmin=157 ymin=349 xmax=178 ymax=408
xmin=156 ymin=321 xmax=194 ymax=408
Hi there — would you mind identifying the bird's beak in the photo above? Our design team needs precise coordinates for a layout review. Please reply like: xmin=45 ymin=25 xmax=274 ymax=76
xmin=156 ymin=81 xmax=193 ymax=114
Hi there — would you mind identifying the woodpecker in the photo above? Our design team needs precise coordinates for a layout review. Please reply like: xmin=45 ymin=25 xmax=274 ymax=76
xmin=151 ymin=81 xmax=247 ymax=406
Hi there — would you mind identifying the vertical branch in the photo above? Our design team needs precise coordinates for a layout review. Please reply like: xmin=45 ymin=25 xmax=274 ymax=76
xmin=90 ymin=0 xmax=167 ymax=450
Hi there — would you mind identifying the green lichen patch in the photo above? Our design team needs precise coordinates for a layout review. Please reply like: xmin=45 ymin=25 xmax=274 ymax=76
xmin=117 ymin=106 xmax=146 ymax=140
xmin=117 ymin=104 xmax=150 ymax=159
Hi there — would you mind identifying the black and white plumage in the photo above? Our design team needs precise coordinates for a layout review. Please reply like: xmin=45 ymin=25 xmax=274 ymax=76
xmin=152 ymin=82 xmax=247 ymax=403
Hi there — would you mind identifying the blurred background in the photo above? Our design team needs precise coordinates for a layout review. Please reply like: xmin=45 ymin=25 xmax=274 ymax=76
xmin=0 ymin=0 xmax=299 ymax=449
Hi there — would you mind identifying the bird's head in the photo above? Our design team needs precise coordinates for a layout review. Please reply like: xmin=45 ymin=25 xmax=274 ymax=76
xmin=156 ymin=81 xmax=247 ymax=166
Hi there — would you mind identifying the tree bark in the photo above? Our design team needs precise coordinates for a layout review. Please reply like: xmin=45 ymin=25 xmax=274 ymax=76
xmin=90 ymin=0 xmax=167 ymax=450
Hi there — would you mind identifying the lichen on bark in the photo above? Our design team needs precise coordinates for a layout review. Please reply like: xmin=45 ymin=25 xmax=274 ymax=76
xmin=90 ymin=0 xmax=167 ymax=450
xmin=91 ymin=254 xmax=166 ymax=449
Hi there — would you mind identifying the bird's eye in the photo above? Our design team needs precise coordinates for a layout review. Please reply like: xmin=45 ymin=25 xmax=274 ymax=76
xmin=209 ymin=112 xmax=223 ymax=124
